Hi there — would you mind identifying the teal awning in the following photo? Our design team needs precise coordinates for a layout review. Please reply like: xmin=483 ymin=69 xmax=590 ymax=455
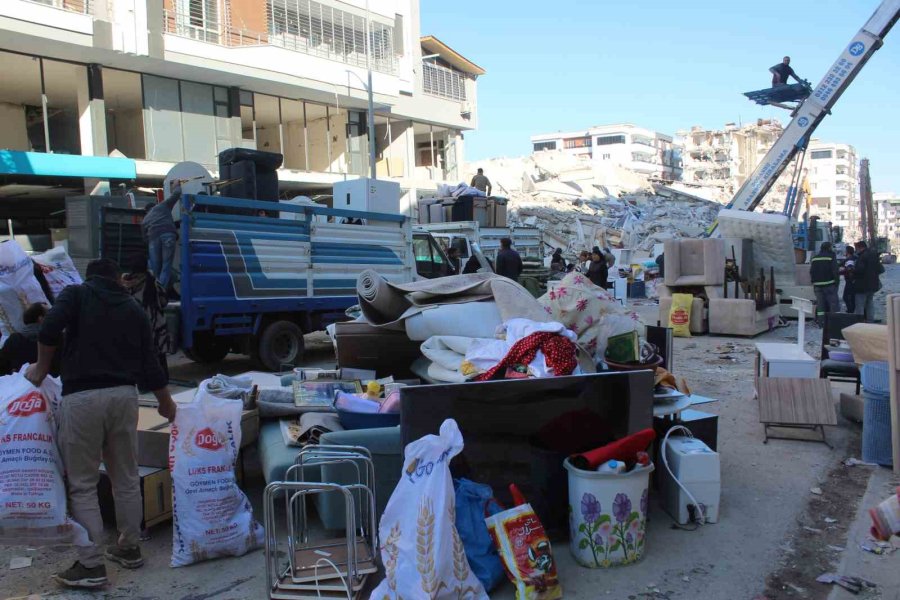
xmin=0 ymin=151 xmax=136 ymax=179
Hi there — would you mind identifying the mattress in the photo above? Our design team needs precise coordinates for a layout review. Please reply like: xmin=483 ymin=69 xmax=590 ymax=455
xmin=717 ymin=209 xmax=797 ymax=287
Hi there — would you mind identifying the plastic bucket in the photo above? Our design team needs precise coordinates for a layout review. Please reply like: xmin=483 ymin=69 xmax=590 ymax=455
xmin=564 ymin=458 xmax=654 ymax=568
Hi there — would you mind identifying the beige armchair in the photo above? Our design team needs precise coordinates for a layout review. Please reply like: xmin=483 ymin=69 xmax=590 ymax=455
xmin=664 ymin=239 xmax=726 ymax=287
xmin=708 ymin=299 xmax=780 ymax=337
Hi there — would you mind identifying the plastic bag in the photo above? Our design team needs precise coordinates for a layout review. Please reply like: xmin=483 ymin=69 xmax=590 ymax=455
xmin=668 ymin=293 xmax=693 ymax=338
xmin=0 ymin=241 xmax=49 ymax=340
xmin=169 ymin=380 xmax=263 ymax=567
xmin=0 ymin=366 xmax=88 ymax=547
xmin=32 ymin=246 xmax=82 ymax=301
xmin=371 ymin=419 xmax=488 ymax=600
xmin=454 ymin=479 xmax=506 ymax=592
xmin=486 ymin=501 xmax=562 ymax=600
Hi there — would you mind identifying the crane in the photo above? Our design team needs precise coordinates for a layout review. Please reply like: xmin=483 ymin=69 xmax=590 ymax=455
xmin=705 ymin=0 xmax=900 ymax=237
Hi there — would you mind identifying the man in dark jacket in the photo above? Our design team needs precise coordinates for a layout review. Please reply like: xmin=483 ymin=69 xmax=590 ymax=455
xmin=852 ymin=240 xmax=884 ymax=322
xmin=810 ymin=242 xmax=840 ymax=326
xmin=25 ymin=259 xmax=177 ymax=589
xmin=841 ymin=245 xmax=856 ymax=313
xmin=141 ymin=182 xmax=181 ymax=289
xmin=495 ymin=237 xmax=523 ymax=282
xmin=0 ymin=303 xmax=56 ymax=374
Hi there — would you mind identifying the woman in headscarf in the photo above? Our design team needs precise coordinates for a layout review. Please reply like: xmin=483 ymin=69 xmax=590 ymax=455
xmin=587 ymin=246 xmax=610 ymax=289
xmin=121 ymin=254 xmax=171 ymax=384
xmin=550 ymin=248 xmax=565 ymax=274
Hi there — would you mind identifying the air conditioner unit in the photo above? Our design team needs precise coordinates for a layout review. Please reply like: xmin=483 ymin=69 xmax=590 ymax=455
xmin=460 ymin=102 xmax=473 ymax=117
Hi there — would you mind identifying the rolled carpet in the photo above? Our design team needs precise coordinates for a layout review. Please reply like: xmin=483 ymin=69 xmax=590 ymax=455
xmin=357 ymin=269 xmax=412 ymax=325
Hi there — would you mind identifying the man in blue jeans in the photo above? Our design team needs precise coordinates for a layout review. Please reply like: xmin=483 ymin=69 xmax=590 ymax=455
xmin=141 ymin=182 xmax=181 ymax=289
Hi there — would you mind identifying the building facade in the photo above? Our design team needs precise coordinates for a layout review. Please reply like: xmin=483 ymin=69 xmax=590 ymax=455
xmin=806 ymin=140 xmax=860 ymax=243
xmin=530 ymin=124 xmax=682 ymax=180
xmin=678 ymin=119 xmax=797 ymax=207
xmin=874 ymin=192 xmax=900 ymax=255
xmin=0 ymin=0 xmax=482 ymax=230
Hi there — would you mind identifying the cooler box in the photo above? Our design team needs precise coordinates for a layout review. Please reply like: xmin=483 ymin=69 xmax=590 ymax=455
xmin=659 ymin=436 xmax=720 ymax=524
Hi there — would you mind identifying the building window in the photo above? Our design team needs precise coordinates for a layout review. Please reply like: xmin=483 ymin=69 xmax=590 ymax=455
xmin=422 ymin=61 xmax=467 ymax=101
xmin=533 ymin=141 xmax=556 ymax=152
xmin=602 ymin=153 xmax=611 ymax=160
xmin=172 ymin=0 xmax=220 ymax=43
xmin=564 ymin=136 xmax=592 ymax=149
xmin=596 ymin=135 xmax=626 ymax=146
xmin=810 ymin=150 xmax=833 ymax=160
xmin=266 ymin=0 xmax=396 ymax=74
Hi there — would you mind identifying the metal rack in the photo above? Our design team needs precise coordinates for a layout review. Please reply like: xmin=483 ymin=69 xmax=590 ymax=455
xmin=264 ymin=446 xmax=378 ymax=600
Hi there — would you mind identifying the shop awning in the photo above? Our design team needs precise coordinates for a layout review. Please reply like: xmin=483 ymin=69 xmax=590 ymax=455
xmin=0 ymin=150 xmax=137 ymax=180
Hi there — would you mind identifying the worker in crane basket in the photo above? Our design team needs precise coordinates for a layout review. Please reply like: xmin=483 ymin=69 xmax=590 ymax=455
xmin=770 ymin=56 xmax=802 ymax=86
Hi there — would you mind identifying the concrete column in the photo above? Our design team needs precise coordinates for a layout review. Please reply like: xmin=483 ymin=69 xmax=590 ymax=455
xmin=79 ymin=64 xmax=110 ymax=194
xmin=394 ymin=120 xmax=416 ymax=218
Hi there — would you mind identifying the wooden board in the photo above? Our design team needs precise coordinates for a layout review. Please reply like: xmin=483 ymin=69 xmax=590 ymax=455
xmin=758 ymin=377 xmax=837 ymax=426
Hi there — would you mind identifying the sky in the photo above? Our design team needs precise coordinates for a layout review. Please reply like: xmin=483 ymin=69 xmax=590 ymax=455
xmin=420 ymin=0 xmax=900 ymax=194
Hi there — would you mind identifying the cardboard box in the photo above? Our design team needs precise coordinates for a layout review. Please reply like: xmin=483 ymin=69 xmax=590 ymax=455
xmin=137 ymin=406 xmax=259 ymax=469
xmin=98 ymin=465 xmax=172 ymax=529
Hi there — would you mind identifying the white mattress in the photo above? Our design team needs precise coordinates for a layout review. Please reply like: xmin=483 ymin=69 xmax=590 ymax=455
xmin=717 ymin=209 xmax=797 ymax=286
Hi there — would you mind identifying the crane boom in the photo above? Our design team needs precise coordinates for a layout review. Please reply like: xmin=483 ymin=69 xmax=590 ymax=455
xmin=707 ymin=0 xmax=900 ymax=236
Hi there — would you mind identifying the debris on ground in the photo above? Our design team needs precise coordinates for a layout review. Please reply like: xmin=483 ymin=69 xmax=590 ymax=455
xmin=815 ymin=573 xmax=876 ymax=594
xmin=843 ymin=458 xmax=877 ymax=467
xmin=8 ymin=557 xmax=32 ymax=570
xmin=810 ymin=487 xmax=823 ymax=496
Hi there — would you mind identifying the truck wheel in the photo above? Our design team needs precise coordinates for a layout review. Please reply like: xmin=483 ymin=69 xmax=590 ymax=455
xmin=257 ymin=320 xmax=305 ymax=371
xmin=183 ymin=334 xmax=229 ymax=364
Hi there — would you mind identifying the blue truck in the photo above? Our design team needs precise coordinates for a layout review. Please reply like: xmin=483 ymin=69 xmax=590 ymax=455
xmin=101 ymin=193 xmax=448 ymax=371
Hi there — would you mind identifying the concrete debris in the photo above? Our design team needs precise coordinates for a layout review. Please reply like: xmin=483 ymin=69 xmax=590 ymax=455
xmin=810 ymin=487 xmax=824 ymax=496
xmin=8 ymin=556 xmax=32 ymax=570
xmin=468 ymin=151 xmax=722 ymax=253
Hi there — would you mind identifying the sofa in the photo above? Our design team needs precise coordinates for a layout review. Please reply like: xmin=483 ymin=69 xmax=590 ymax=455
xmin=258 ymin=420 xmax=402 ymax=530
xmin=664 ymin=238 xmax=726 ymax=288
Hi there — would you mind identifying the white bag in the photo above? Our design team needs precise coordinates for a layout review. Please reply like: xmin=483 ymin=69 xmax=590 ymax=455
xmin=169 ymin=380 xmax=263 ymax=567
xmin=371 ymin=419 xmax=488 ymax=600
xmin=0 ymin=366 xmax=88 ymax=547
xmin=32 ymin=246 xmax=83 ymax=300
xmin=0 ymin=241 xmax=49 ymax=340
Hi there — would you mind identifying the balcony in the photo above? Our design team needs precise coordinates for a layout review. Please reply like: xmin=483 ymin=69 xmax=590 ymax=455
xmin=422 ymin=61 xmax=467 ymax=102
xmin=163 ymin=1 xmax=398 ymax=75
xmin=24 ymin=0 xmax=90 ymax=14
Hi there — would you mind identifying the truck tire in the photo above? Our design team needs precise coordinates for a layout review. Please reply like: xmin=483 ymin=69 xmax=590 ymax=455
xmin=257 ymin=320 xmax=305 ymax=371
xmin=183 ymin=333 xmax=229 ymax=364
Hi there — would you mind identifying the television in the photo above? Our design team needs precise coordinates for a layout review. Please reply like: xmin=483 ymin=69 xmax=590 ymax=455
xmin=400 ymin=371 xmax=654 ymax=536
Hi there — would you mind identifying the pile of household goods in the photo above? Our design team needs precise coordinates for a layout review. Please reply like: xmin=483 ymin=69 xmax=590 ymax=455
xmin=0 ymin=240 xmax=82 ymax=338
xmin=348 ymin=269 xmax=655 ymax=383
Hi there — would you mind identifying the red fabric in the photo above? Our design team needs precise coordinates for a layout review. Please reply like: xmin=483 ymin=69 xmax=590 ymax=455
xmin=475 ymin=331 xmax=577 ymax=382
xmin=572 ymin=428 xmax=657 ymax=470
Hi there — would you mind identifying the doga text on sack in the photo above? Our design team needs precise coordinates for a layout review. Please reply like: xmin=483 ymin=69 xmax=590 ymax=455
xmin=194 ymin=427 xmax=225 ymax=451
xmin=7 ymin=392 xmax=46 ymax=417
xmin=404 ymin=447 xmax=452 ymax=484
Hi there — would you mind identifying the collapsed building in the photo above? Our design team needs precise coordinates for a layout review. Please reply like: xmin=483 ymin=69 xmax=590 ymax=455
xmin=467 ymin=151 xmax=721 ymax=254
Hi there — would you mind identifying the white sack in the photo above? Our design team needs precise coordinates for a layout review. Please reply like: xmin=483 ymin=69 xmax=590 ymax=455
xmin=32 ymin=246 xmax=82 ymax=300
xmin=170 ymin=381 xmax=263 ymax=567
xmin=371 ymin=419 xmax=488 ymax=600
xmin=0 ymin=241 xmax=49 ymax=340
xmin=0 ymin=366 xmax=88 ymax=547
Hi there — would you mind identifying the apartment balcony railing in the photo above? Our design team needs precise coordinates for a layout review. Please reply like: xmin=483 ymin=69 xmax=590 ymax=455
xmin=163 ymin=5 xmax=397 ymax=75
xmin=25 ymin=0 xmax=90 ymax=14
xmin=422 ymin=61 xmax=467 ymax=102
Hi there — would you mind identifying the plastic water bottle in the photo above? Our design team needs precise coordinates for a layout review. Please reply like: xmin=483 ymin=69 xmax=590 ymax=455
xmin=597 ymin=460 xmax=626 ymax=474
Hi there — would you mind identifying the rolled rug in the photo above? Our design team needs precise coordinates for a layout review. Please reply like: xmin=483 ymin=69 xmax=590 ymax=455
xmin=356 ymin=269 xmax=412 ymax=325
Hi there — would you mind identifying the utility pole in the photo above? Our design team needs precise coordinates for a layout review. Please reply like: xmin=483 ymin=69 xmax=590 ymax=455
xmin=365 ymin=0 xmax=376 ymax=180
xmin=858 ymin=158 xmax=877 ymax=245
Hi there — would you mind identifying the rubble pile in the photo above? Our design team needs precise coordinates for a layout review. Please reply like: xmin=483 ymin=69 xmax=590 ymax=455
xmin=468 ymin=151 xmax=722 ymax=253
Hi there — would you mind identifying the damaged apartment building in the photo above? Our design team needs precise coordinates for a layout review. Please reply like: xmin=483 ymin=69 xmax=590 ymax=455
xmin=0 ymin=0 xmax=483 ymax=243
xmin=677 ymin=119 xmax=800 ymax=208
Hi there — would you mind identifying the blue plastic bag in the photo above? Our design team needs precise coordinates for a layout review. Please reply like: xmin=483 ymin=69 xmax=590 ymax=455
xmin=454 ymin=478 xmax=506 ymax=592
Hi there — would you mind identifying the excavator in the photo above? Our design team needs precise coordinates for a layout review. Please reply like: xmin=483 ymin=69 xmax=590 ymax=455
xmin=705 ymin=0 xmax=900 ymax=237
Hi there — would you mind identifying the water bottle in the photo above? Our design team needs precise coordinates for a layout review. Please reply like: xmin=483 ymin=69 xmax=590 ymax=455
xmin=597 ymin=460 xmax=626 ymax=474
